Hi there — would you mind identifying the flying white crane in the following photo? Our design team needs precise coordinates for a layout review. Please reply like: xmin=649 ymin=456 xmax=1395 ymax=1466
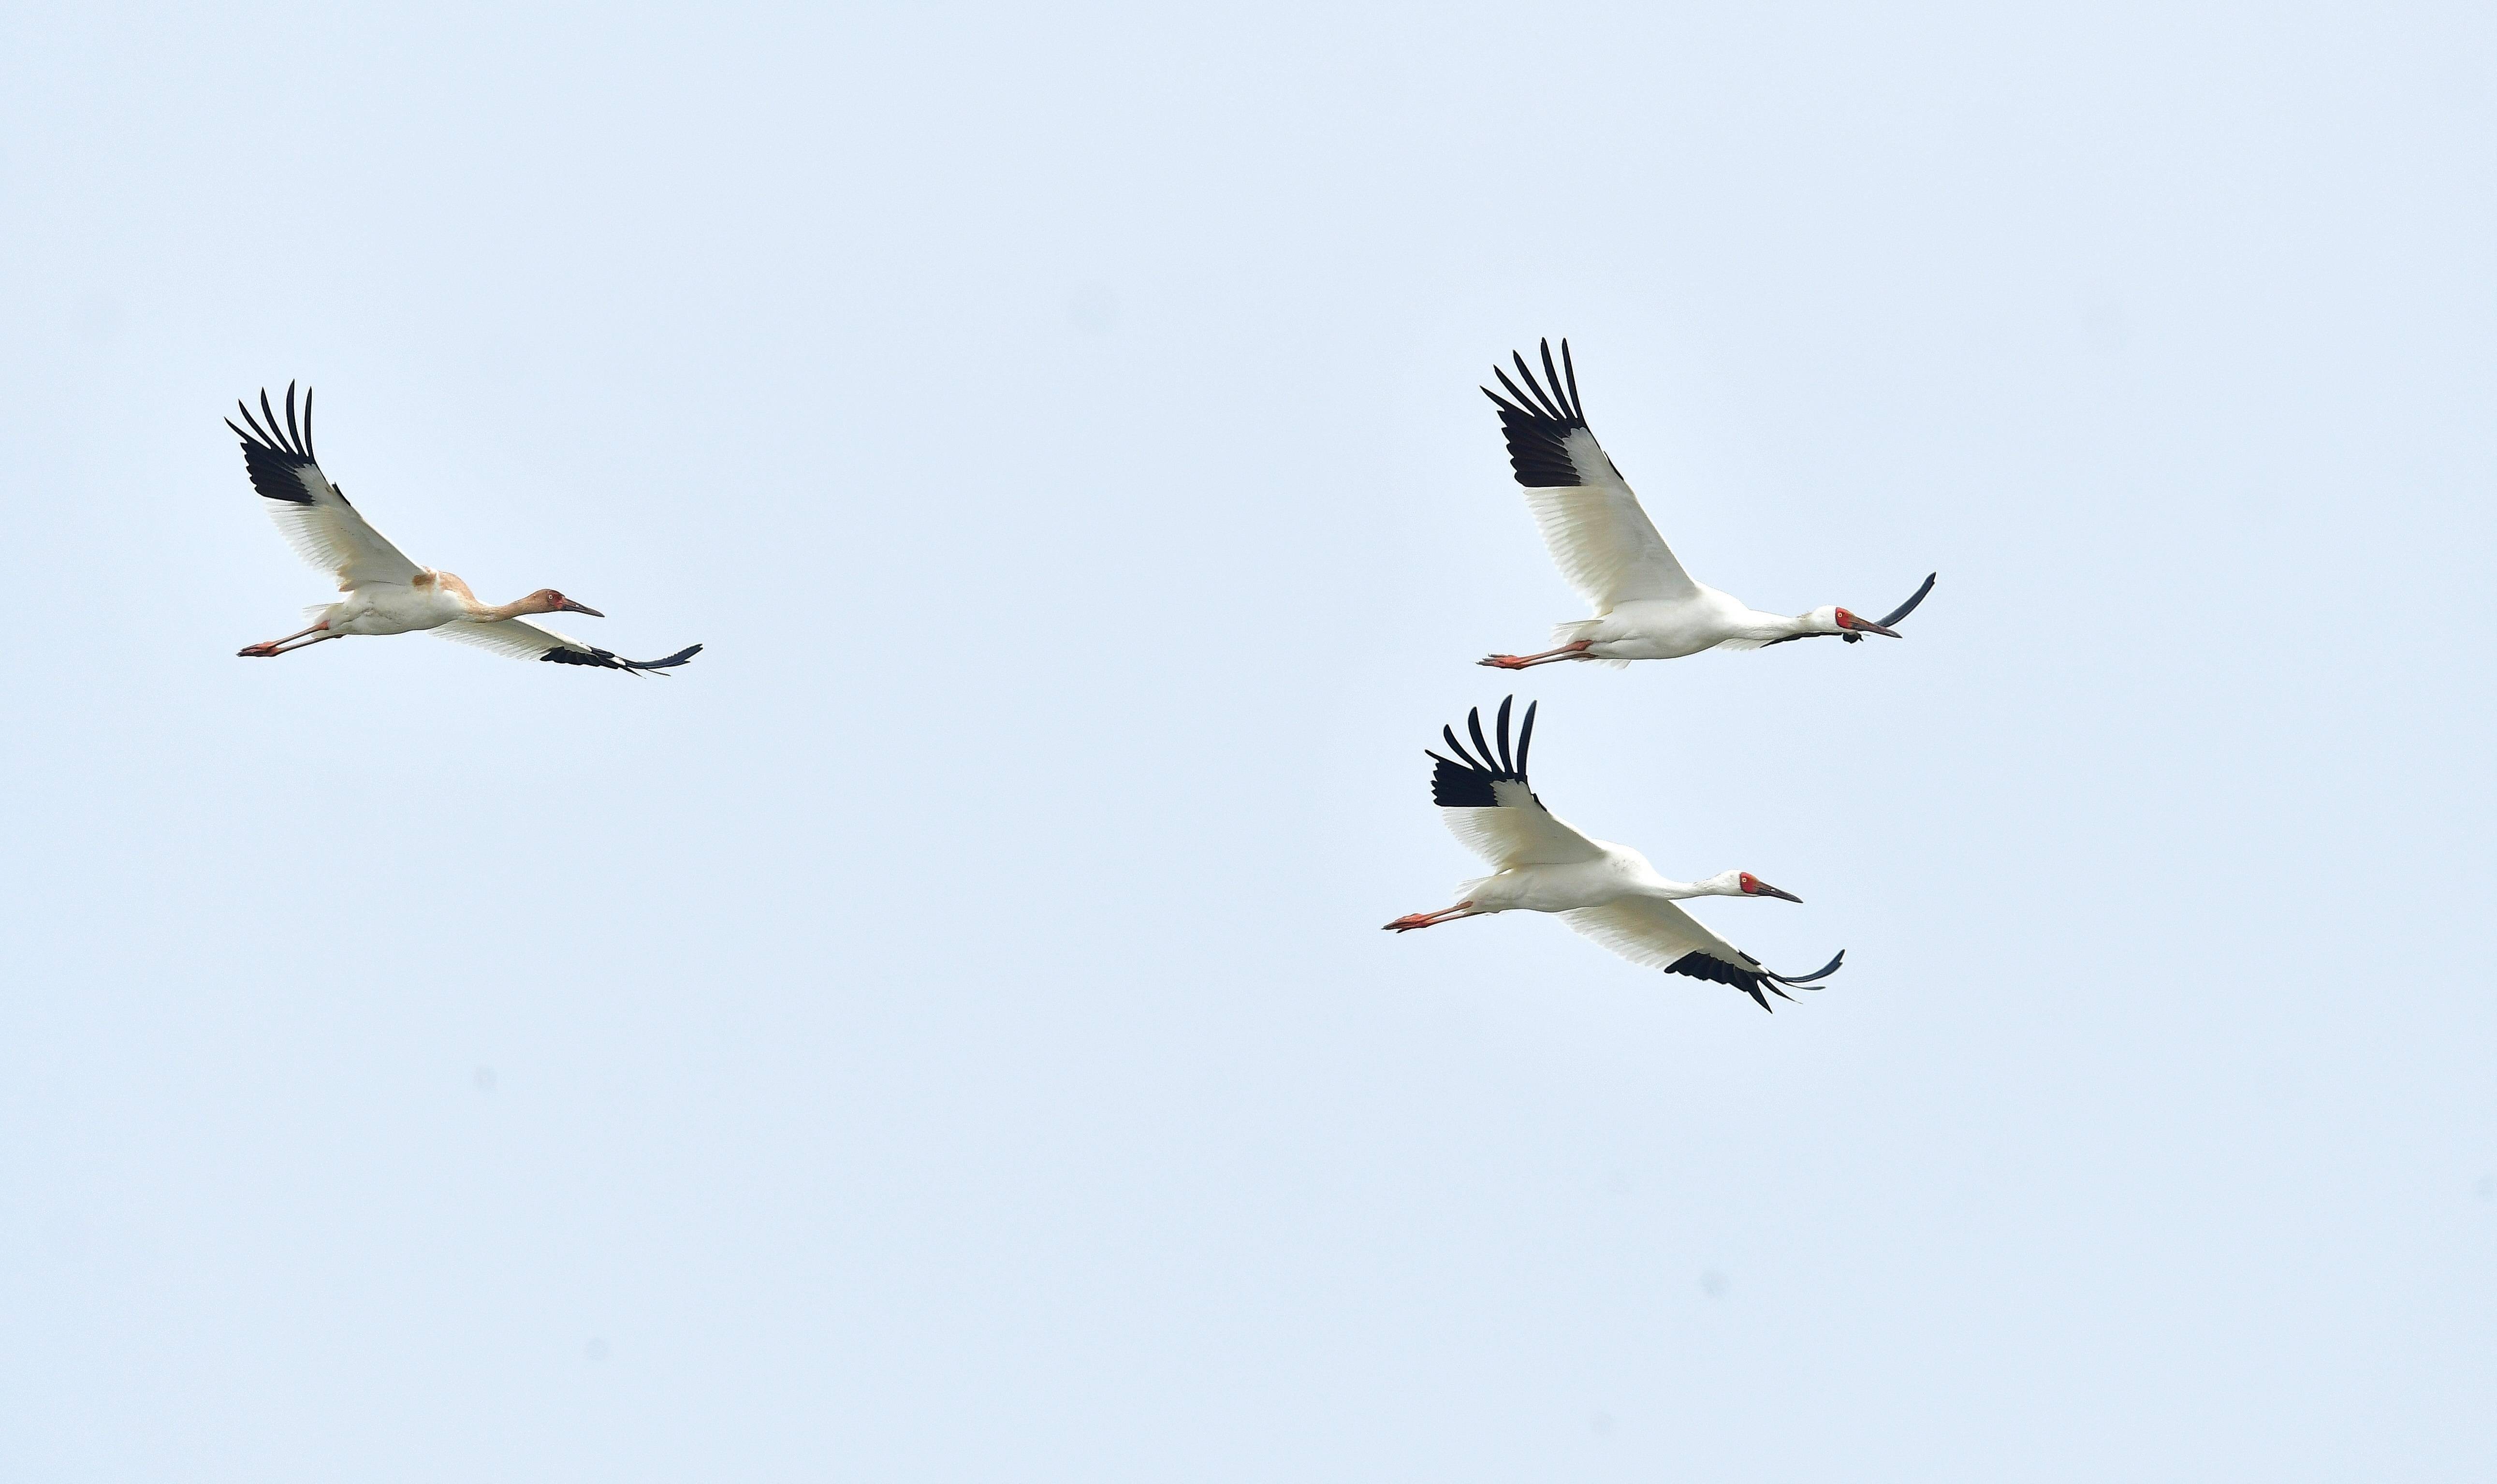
xmin=1477 ymin=339 xmax=1933 ymax=669
xmin=1383 ymin=697 xmax=1842 ymax=1011
xmin=226 ymin=384 xmax=702 ymax=673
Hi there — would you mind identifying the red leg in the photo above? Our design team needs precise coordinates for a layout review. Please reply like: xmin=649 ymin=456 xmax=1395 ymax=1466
xmin=239 ymin=630 xmax=340 ymax=658
xmin=1382 ymin=902 xmax=1479 ymax=932
xmin=1478 ymin=640 xmax=1592 ymax=669
xmin=238 ymin=620 xmax=331 ymax=657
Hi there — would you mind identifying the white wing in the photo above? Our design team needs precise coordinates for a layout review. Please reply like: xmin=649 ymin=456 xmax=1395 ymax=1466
xmin=1562 ymin=897 xmax=1843 ymax=1012
xmin=227 ymin=384 xmax=423 ymax=590
xmin=1484 ymin=340 xmax=1698 ymax=610
xmin=1427 ymin=698 xmax=1603 ymax=869
xmin=1562 ymin=897 xmax=1751 ymax=974
xmin=433 ymin=618 xmax=704 ymax=674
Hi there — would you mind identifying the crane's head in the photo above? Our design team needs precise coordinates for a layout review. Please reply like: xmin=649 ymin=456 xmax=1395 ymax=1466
xmin=523 ymin=588 xmax=605 ymax=617
xmin=1805 ymin=604 xmax=1899 ymax=638
xmin=1699 ymin=870 xmax=1803 ymax=902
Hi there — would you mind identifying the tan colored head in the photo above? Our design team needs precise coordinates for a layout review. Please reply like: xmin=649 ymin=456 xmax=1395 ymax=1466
xmin=521 ymin=588 xmax=604 ymax=617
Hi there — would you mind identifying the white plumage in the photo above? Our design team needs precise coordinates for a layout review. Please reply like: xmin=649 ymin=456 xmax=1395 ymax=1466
xmin=226 ymin=384 xmax=702 ymax=673
xmin=1479 ymin=340 xmax=1934 ymax=669
xmin=1385 ymin=697 xmax=1842 ymax=1011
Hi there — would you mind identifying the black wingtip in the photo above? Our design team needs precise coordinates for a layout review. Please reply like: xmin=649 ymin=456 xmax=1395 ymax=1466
xmin=1538 ymin=339 xmax=1573 ymax=422
xmin=1768 ymin=949 xmax=1847 ymax=987
xmin=229 ymin=388 xmax=323 ymax=504
xmin=637 ymin=643 xmax=703 ymax=670
xmin=1667 ymin=946 xmax=1838 ymax=1010
xmin=230 ymin=384 xmax=316 ymax=461
xmin=1466 ymin=706 xmax=1496 ymax=775
xmin=1427 ymin=697 xmax=1534 ymax=808
xmin=538 ymin=640 xmax=704 ymax=673
xmin=1485 ymin=341 xmax=1595 ymax=487
xmin=1878 ymin=573 xmax=1938 ymax=630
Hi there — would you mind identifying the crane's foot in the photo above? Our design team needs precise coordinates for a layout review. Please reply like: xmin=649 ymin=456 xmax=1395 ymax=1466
xmin=1479 ymin=655 xmax=1530 ymax=669
xmin=236 ymin=642 xmax=280 ymax=657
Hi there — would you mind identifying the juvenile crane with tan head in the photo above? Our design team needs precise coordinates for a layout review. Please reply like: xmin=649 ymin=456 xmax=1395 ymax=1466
xmin=226 ymin=384 xmax=702 ymax=674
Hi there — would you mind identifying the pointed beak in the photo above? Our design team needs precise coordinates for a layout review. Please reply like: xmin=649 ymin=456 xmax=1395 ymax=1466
xmin=558 ymin=599 xmax=605 ymax=617
xmin=1751 ymin=882 xmax=1804 ymax=903
xmin=1844 ymin=617 xmax=1899 ymax=637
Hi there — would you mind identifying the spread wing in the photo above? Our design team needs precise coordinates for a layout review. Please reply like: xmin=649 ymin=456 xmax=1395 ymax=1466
xmin=1426 ymin=697 xmax=1602 ymax=869
xmin=1562 ymin=898 xmax=1846 ymax=1013
xmin=1483 ymin=340 xmax=1698 ymax=610
xmin=227 ymin=384 xmax=423 ymax=590
xmin=432 ymin=618 xmax=704 ymax=674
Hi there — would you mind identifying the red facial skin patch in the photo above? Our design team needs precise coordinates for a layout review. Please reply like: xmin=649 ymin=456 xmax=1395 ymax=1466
xmin=1834 ymin=609 xmax=1857 ymax=629
xmin=1739 ymin=873 xmax=1759 ymax=893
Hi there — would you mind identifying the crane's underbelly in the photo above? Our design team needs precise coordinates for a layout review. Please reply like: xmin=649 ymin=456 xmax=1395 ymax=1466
xmin=1580 ymin=596 xmax=1751 ymax=659
xmin=333 ymin=584 xmax=463 ymax=636
xmin=1590 ymin=632 xmax=1726 ymax=660
xmin=1464 ymin=859 xmax=1638 ymax=915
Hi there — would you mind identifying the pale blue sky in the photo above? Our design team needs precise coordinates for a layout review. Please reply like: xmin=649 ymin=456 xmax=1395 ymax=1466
xmin=4 ymin=1 xmax=2493 ymax=1478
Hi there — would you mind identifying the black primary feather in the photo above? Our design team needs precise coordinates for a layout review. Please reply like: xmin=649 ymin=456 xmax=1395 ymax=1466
xmin=1427 ymin=697 xmax=1536 ymax=808
xmin=540 ymin=642 xmax=705 ymax=674
xmin=226 ymin=380 xmax=339 ymax=507
xmin=1877 ymin=572 xmax=1938 ymax=628
xmin=1665 ymin=946 xmax=1846 ymax=1012
xmin=1481 ymin=337 xmax=1593 ymax=488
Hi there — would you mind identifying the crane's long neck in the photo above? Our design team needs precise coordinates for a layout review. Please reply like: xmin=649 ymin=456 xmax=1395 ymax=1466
xmin=1635 ymin=871 xmax=1739 ymax=901
xmin=469 ymin=594 xmax=556 ymax=622
xmin=1736 ymin=609 xmax=1822 ymax=641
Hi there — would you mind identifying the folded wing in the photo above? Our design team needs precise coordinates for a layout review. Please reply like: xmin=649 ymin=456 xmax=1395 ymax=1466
xmin=1483 ymin=339 xmax=1698 ymax=610
xmin=433 ymin=617 xmax=704 ymax=674
xmin=1562 ymin=897 xmax=1845 ymax=1012
xmin=1426 ymin=696 xmax=1602 ymax=868
xmin=227 ymin=384 xmax=423 ymax=590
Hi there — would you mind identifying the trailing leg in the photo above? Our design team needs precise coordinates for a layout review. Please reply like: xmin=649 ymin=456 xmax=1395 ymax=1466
xmin=1382 ymin=902 xmax=1479 ymax=932
xmin=1478 ymin=640 xmax=1592 ymax=669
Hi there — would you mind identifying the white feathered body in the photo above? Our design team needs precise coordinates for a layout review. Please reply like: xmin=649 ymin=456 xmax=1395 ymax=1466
xmin=1557 ymin=587 xmax=1808 ymax=661
xmin=1483 ymin=347 xmax=1908 ymax=664
xmin=1458 ymin=837 xmax=1670 ymax=914
xmin=1402 ymin=695 xmax=1842 ymax=1009
xmin=228 ymin=385 xmax=702 ymax=673
xmin=315 ymin=573 xmax=476 ymax=636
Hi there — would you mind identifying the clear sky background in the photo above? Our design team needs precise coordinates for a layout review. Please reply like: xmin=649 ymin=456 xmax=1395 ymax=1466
xmin=4 ymin=1 xmax=2493 ymax=1478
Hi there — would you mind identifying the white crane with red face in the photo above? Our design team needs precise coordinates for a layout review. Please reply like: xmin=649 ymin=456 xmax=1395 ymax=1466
xmin=1384 ymin=697 xmax=1842 ymax=1011
xmin=1477 ymin=340 xmax=1934 ymax=670
xmin=226 ymin=384 xmax=702 ymax=674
